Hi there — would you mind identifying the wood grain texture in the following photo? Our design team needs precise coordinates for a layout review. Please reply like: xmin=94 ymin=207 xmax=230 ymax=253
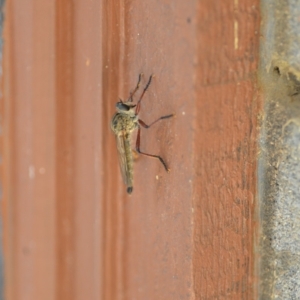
xmin=194 ymin=1 xmax=260 ymax=298
xmin=1 ymin=0 xmax=260 ymax=299
xmin=104 ymin=0 xmax=260 ymax=299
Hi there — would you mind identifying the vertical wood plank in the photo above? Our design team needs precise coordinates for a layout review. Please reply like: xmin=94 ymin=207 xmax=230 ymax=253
xmin=195 ymin=1 xmax=260 ymax=298
xmin=3 ymin=0 xmax=56 ymax=299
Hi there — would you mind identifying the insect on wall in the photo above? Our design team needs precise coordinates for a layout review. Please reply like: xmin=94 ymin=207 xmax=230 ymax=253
xmin=110 ymin=74 xmax=174 ymax=194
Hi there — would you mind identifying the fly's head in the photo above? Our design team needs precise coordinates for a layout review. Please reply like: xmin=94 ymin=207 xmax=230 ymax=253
xmin=116 ymin=100 xmax=136 ymax=116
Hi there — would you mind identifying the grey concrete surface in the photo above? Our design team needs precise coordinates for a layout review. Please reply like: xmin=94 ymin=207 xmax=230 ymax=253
xmin=259 ymin=1 xmax=300 ymax=299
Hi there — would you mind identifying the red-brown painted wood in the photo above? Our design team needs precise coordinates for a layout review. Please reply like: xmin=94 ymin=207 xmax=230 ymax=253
xmin=1 ymin=0 xmax=260 ymax=299
xmin=194 ymin=1 xmax=260 ymax=299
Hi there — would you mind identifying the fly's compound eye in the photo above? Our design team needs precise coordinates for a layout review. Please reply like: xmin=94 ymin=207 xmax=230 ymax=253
xmin=116 ymin=102 xmax=136 ymax=111
xmin=116 ymin=102 xmax=130 ymax=111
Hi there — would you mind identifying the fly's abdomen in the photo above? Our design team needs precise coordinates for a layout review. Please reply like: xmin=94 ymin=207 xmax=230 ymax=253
xmin=111 ymin=113 xmax=137 ymax=194
xmin=123 ymin=135 xmax=134 ymax=193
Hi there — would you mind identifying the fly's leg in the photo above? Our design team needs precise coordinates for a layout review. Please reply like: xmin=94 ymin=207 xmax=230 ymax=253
xmin=128 ymin=73 xmax=143 ymax=102
xmin=138 ymin=114 xmax=174 ymax=128
xmin=135 ymin=127 xmax=170 ymax=172
xmin=135 ymin=75 xmax=153 ymax=114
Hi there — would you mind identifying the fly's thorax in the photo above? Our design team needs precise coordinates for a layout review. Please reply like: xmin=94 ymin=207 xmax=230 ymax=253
xmin=111 ymin=112 xmax=138 ymax=134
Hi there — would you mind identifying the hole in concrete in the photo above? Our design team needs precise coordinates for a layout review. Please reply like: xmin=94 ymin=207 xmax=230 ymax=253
xmin=273 ymin=66 xmax=281 ymax=75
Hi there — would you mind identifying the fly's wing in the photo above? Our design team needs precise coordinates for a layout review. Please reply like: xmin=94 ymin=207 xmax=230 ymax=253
xmin=115 ymin=132 xmax=133 ymax=189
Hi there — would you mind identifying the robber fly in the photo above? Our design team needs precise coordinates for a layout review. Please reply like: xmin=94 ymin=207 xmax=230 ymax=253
xmin=111 ymin=74 xmax=174 ymax=194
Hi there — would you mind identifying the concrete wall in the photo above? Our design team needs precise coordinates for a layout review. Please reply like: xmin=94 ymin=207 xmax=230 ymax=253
xmin=259 ymin=1 xmax=300 ymax=299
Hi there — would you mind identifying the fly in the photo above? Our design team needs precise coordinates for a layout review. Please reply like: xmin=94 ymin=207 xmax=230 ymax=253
xmin=111 ymin=74 xmax=174 ymax=194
